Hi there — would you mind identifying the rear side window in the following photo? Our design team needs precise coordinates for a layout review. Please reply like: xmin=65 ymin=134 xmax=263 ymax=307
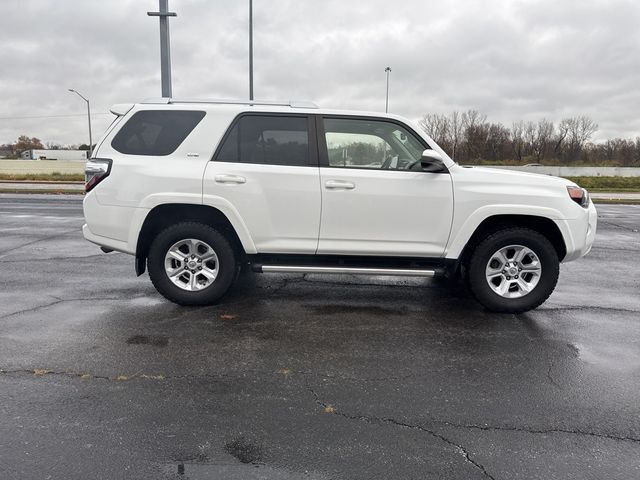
xmin=111 ymin=110 xmax=205 ymax=156
xmin=215 ymin=115 xmax=309 ymax=166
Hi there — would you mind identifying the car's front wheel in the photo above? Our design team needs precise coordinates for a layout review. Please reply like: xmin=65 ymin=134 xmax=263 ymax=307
xmin=467 ymin=227 xmax=559 ymax=313
xmin=147 ymin=222 xmax=237 ymax=305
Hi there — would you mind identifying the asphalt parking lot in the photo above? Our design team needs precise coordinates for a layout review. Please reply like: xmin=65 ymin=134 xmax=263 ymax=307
xmin=0 ymin=194 xmax=639 ymax=480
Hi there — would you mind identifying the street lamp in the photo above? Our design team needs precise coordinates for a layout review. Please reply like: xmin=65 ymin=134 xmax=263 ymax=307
xmin=384 ymin=67 xmax=391 ymax=113
xmin=249 ymin=0 xmax=254 ymax=101
xmin=68 ymin=89 xmax=93 ymax=158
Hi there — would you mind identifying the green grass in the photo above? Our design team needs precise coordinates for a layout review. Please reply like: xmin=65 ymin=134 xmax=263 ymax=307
xmin=591 ymin=198 xmax=640 ymax=205
xmin=0 ymin=188 xmax=84 ymax=195
xmin=564 ymin=176 xmax=640 ymax=192
xmin=0 ymin=172 xmax=83 ymax=182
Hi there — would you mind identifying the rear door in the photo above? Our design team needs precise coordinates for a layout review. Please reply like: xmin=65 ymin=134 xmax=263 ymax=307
xmin=317 ymin=116 xmax=454 ymax=257
xmin=203 ymin=113 xmax=321 ymax=253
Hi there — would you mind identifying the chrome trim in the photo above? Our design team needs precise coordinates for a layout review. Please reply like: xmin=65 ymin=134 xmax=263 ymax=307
xmin=260 ymin=265 xmax=436 ymax=277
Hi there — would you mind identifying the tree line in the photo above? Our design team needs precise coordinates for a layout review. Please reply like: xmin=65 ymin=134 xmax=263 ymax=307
xmin=419 ymin=111 xmax=640 ymax=166
xmin=0 ymin=135 xmax=90 ymax=157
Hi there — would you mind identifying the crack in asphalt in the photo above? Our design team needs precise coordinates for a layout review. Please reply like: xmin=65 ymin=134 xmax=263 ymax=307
xmin=546 ymin=361 xmax=562 ymax=390
xmin=0 ymin=253 xmax=107 ymax=263
xmin=5 ymin=365 xmax=639 ymax=448
xmin=306 ymin=385 xmax=497 ymax=480
xmin=305 ymin=385 xmax=640 ymax=478
xmin=0 ymin=228 xmax=80 ymax=258
xmin=597 ymin=220 xmax=639 ymax=233
xmin=0 ymin=296 xmax=142 ymax=321
xmin=0 ymin=368 xmax=162 ymax=382
xmin=438 ymin=420 xmax=640 ymax=445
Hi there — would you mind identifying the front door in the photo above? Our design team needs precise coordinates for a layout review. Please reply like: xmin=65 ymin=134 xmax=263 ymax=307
xmin=317 ymin=116 xmax=453 ymax=257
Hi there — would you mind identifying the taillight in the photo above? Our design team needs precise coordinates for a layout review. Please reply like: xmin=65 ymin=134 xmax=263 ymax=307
xmin=85 ymin=158 xmax=112 ymax=192
xmin=567 ymin=186 xmax=589 ymax=208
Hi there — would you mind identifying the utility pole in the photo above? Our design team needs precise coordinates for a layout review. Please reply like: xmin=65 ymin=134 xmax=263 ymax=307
xmin=385 ymin=66 xmax=391 ymax=113
xmin=68 ymin=89 xmax=93 ymax=158
xmin=249 ymin=0 xmax=254 ymax=100
xmin=147 ymin=0 xmax=177 ymax=98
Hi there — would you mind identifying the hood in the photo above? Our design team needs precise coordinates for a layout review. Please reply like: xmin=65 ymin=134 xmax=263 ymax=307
xmin=457 ymin=165 xmax=577 ymax=188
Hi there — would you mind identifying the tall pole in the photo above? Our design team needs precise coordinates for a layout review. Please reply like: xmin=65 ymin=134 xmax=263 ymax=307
xmin=68 ymin=89 xmax=93 ymax=158
xmin=148 ymin=0 xmax=177 ymax=98
xmin=249 ymin=0 xmax=254 ymax=101
xmin=385 ymin=66 xmax=391 ymax=113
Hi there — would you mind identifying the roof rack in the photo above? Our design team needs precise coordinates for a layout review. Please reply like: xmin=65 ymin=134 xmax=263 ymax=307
xmin=140 ymin=98 xmax=319 ymax=109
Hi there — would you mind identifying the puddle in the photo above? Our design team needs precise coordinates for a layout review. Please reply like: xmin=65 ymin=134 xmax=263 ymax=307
xmin=225 ymin=437 xmax=262 ymax=464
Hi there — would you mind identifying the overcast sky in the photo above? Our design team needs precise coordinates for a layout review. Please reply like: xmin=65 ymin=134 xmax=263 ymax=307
xmin=1 ymin=0 xmax=639 ymax=146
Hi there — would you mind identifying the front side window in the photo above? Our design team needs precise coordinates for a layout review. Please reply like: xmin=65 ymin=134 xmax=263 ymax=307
xmin=215 ymin=115 xmax=310 ymax=166
xmin=323 ymin=118 xmax=426 ymax=170
xmin=111 ymin=110 xmax=205 ymax=156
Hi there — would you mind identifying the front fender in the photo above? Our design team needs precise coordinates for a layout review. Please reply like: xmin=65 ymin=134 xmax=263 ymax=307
xmin=444 ymin=204 xmax=574 ymax=259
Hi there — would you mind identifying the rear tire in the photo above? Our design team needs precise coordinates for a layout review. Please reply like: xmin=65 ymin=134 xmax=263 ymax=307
xmin=467 ymin=227 xmax=559 ymax=313
xmin=147 ymin=222 xmax=237 ymax=306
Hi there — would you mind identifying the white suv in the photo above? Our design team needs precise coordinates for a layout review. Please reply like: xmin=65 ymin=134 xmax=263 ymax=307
xmin=82 ymin=98 xmax=597 ymax=313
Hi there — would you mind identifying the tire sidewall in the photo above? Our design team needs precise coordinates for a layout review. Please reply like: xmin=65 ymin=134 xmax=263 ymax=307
xmin=468 ymin=229 xmax=559 ymax=313
xmin=148 ymin=223 xmax=236 ymax=305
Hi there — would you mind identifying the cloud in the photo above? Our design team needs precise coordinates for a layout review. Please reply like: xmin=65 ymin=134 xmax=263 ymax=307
xmin=0 ymin=0 xmax=638 ymax=145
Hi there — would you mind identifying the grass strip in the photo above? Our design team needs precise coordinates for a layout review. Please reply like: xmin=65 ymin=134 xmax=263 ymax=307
xmin=565 ymin=176 xmax=640 ymax=191
xmin=0 ymin=173 xmax=84 ymax=182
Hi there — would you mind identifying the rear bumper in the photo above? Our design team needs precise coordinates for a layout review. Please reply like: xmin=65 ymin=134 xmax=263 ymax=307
xmin=83 ymin=191 xmax=146 ymax=255
xmin=82 ymin=224 xmax=133 ymax=255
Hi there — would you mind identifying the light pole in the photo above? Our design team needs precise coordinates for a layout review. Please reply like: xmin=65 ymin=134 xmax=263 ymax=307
xmin=385 ymin=66 xmax=391 ymax=113
xmin=249 ymin=0 xmax=254 ymax=101
xmin=147 ymin=0 xmax=177 ymax=98
xmin=68 ymin=89 xmax=93 ymax=158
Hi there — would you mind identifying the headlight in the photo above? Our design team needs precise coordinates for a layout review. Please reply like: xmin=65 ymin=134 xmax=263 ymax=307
xmin=567 ymin=186 xmax=589 ymax=208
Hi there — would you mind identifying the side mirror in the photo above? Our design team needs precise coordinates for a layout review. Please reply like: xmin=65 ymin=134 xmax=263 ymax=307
xmin=420 ymin=150 xmax=447 ymax=173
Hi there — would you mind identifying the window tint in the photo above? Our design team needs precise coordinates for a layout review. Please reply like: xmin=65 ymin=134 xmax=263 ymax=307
xmin=215 ymin=115 xmax=309 ymax=166
xmin=323 ymin=118 xmax=426 ymax=170
xmin=111 ymin=110 xmax=205 ymax=156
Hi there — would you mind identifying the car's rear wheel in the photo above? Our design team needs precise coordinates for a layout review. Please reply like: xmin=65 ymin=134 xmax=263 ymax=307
xmin=148 ymin=222 xmax=236 ymax=305
xmin=467 ymin=228 xmax=559 ymax=313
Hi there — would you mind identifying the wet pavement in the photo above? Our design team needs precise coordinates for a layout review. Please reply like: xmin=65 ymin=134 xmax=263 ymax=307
xmin=0 ymin=194 xmax=639 ymax=480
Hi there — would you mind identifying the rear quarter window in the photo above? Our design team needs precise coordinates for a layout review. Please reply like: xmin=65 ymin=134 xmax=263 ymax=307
xmin=111 ymin=110 xmax=205 ymax=156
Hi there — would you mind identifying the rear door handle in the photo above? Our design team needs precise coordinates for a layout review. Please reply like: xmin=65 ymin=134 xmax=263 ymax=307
xmin=215 ymin=174 xmax=246 ymax=184
xmin=325 ymin=180 xmax=355 ymax=190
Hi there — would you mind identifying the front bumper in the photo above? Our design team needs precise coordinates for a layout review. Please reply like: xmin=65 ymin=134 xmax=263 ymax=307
xmin=562 ymin=200 xmax=597 ymax=262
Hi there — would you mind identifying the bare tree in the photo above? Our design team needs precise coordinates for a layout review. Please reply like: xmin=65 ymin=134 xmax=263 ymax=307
xmin=511 ymin=121 xmax=524 ymax=161
xmin=449 ymin=111 xmax=463 ymax=161
xmin=533 ymin=119 xmax=554 ymax=162
xmin=419 ymin=113 xmax=450 ymax=148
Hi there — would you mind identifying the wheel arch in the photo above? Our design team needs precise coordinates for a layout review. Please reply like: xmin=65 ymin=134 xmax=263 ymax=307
xmin=456 ymin=214 xmax=567 ymax=273
xmin=135 ymin=203 xmax=247 ymax=276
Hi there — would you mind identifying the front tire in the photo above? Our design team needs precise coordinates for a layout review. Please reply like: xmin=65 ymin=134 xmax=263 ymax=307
xmin=147 ymin=222 xmax=237 ymax=306
xmin=467 ymin=228 xmax=559 ymax=313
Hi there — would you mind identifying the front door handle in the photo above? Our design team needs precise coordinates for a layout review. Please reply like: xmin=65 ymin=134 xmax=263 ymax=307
xmin=215 ymin=174 xmax=246 ymax=184
xmin=325 ymin=180 xmax=355 ymax=190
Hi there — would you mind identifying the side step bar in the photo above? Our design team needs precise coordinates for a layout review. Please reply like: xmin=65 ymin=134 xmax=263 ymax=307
xmin=255 ymin=265 xmax=439 ymax=277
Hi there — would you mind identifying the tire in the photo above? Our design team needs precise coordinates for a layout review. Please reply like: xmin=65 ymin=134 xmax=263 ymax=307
xmin=467 ymin=227 xmax=559 ymax=313
xmin=147 ymin=222 xmax=237 ymax=306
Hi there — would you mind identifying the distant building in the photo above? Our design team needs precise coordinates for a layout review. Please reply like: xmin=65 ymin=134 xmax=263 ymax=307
xmin=21 ymin=149 xmax=88 ymax=161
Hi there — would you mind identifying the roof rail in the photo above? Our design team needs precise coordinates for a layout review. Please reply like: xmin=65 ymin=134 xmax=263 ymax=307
xmin=140 ymin=98 xmax=319 ymax=109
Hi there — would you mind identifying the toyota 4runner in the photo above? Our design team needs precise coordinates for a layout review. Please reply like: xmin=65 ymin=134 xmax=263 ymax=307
xmin=82 ymin=98 xmax=597 ymax=313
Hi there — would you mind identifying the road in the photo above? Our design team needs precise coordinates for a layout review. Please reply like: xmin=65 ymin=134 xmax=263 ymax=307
xmin=0 ymin=194 xmax=639 ymax=480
